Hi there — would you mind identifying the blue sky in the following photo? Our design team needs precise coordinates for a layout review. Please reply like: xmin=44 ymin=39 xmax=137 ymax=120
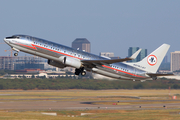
xmin=0 ymin=0 xmax=180 ymax=61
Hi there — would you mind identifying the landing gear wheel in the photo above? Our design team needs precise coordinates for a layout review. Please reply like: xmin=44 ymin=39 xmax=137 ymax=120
xmin=75 ymin=68 xmax=81 ymax=75
xmin=14 ymin=53 xmax=18 ymax=56
xmin=75 ymin=71 xmax=80 ymax=75
xmin=75 ymin=68 xmax=86 ymax=76
xmin=81 ymin=71 xmax=86 ymax=76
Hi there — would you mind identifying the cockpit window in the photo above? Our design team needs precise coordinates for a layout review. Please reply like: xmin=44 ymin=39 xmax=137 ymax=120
xmin=6 ymin=36 xmax=20 ymax=39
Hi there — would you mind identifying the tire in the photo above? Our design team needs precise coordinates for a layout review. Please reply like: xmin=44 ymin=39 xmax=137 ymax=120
xmin=14 ymin=53 xmax=18 ymax=56
xmin=81 ymin=71 xmax=86 ymax=76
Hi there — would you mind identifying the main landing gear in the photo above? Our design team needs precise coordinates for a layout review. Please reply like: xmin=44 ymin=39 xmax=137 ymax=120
xmin=75 ymin=67 xmax=86 ymax=76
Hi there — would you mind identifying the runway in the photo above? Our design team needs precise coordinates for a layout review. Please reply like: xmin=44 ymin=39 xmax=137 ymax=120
xmin=0 ymin=90 xmax=180 ymax=111
xmin=0 ymin=90 xmax=180 ymax=120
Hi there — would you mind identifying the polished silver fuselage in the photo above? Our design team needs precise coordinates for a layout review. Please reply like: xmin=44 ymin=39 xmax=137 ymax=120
xmin=4 ymin=35 xmax=149 ymax=81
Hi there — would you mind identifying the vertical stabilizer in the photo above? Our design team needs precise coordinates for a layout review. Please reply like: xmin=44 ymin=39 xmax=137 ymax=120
xmin=126 ymin=44 xmax=170 ymax=73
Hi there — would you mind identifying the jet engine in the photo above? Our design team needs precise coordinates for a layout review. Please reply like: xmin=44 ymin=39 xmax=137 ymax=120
xmin=47 ymin=60 xmax=66 ymax=68
xmin=59 ymin=56 xmax=82 ymax=69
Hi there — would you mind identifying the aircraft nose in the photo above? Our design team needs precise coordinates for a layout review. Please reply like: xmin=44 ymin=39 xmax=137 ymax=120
xmin=4 ymin=37 xmax=11 ymax=44
xmin=4 ymin=38 xmax=8 ymax=43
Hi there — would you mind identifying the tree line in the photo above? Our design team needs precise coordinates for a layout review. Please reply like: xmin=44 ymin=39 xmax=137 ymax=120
xmin=0 ymin=78 xmax=180 ymax=90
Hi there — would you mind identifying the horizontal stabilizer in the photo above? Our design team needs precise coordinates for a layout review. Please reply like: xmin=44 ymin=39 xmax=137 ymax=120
xmin=147 ymin=73 xmax=174 ymax=77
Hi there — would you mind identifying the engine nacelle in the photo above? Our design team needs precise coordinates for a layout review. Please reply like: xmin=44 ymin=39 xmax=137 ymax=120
xmin=48 ymin=60 xmax=66 ymax=68
xmin=59 ymin=56 xmax=82 ymax=69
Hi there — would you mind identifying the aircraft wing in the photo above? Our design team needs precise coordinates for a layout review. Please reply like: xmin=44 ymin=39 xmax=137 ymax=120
xmin=82 ymin=49 xmax=142 ymax=65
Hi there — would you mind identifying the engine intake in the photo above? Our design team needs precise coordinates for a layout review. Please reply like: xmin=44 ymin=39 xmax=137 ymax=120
xmin=48 ymin=60 xmax=65 ymax=68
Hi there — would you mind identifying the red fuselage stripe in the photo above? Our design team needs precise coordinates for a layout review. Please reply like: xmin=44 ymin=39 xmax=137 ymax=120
xmin=18 ymin=43 xmax=145 ymax=78
xmin=18 ymin=43 xmax=82 ymax=60
xmin=102 ymin=65 xmax=145 ymax=78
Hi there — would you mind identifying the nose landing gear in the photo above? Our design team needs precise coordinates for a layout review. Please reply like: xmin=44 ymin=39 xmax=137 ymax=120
xmin=12 ymin=47 xmax=19 ymax=56
xmin=75 ymin=68 xmax=86 ymax=76
xmin=14 ymin=53 xmax=18 ymax=56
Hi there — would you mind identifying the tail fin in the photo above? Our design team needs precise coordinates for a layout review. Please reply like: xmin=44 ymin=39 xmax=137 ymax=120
xmin=126 ymin=44 xmax=170 ymax=73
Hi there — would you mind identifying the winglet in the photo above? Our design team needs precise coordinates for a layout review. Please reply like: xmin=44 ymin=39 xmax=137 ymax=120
xmin=129 ymin=49 xmax=142 ymax=59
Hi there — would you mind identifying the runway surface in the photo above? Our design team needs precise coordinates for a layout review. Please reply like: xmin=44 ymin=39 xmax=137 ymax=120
xmin=0 ymin=100 xmax=180 ymax=110
xmin=0 ymin=90 xmax=180 ymax=111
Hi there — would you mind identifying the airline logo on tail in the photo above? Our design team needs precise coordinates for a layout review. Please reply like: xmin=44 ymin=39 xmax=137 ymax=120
xmin=147 ymin=55 xmax=157 ymax=66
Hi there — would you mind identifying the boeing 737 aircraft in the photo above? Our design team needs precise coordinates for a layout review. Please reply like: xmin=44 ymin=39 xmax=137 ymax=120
xmin=4 ymin=35 xmax=173 ymax=81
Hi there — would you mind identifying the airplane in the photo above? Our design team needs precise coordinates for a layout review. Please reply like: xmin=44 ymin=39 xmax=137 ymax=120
xmin=4 ymin=35 xmax=173 ymax=81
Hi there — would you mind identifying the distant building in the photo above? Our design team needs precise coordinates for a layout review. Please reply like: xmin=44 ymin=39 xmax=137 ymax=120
xmin=110 ymin=57 xmax=121 ymax=59
xmin=99 ymin=52 xmax=114 ymax=58
xmin=72 ymin=38 xmax=91 ymax=53
xmin=171 ymin=51 xmax=180 ymax=72
xmin=0 ymin=56 xmax=48 ymax=70
xmin=9 ymin=70 xmax=71 ymax=79
xmin=128 ymin=47 xmax=147 ymax=62
xmin=14 ymin=56 xmax=46 ymax=70
xmin=163 ymin=56 xmax=168 ymax=63
xmin=139 ymin=49 xmax=147 ymax=61
xmin=159 ymin=62 xmax=170 ymax=71
xmin=0 ymin=56 xmax=77 ymax=73
xmin=0 ymin=56 xmax=14 ymax=70
xmin=158 ymin=56 xmax=170 ymax=71
xmin=128 ymin=47 xmax=139 ymax=62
